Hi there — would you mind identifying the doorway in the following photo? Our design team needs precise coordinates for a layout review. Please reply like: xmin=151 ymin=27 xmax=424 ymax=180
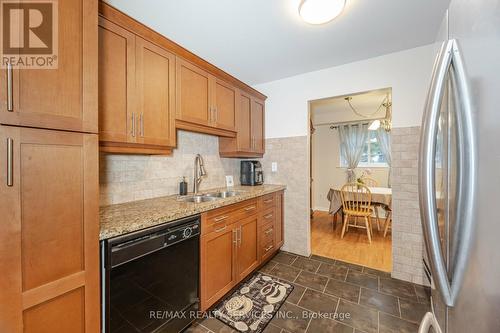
xmin=309 ymin=88 xmax=393 ymax=272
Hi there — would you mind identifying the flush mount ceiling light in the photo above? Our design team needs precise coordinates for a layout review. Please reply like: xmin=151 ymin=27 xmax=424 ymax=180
xmin=298 ymin=0 xmax=346 ymax=25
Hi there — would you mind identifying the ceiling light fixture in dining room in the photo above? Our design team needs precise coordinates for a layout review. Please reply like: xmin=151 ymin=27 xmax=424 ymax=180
xmin=344 ymin=94 xmax=392 ymax=132
xmin=298 ymin=0 xmax=346 ymax=25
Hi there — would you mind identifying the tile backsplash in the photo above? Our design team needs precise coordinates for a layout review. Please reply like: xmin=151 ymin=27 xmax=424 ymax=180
xmin=99 ymin=130 xmax=240 ymax=206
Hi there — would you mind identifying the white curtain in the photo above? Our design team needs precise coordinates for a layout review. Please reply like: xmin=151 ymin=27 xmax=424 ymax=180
xmin=376 ymin=128 xmax=392 ymax=187
xmin=338 ymin=124 xmax=369 ymax=182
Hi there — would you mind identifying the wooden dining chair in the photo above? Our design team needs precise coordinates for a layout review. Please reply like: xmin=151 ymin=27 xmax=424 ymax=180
xmin=360 ymin=177 xmax=378 ymax=187
xmin=383 ymin=206 xmax=392 ymax=237
xmin=340 ymin=183 xmax=374 ymax=243
xmin=360 ymin=177 xmax=382 ymax=232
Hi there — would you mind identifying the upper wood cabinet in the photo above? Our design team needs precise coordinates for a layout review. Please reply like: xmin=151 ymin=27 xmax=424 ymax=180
xmin=98 ymin=18 xmax=135 ymax=145
xmin=219 ymin=91 xmax=266 ymax=157
xmin=0 ymin=126 xmax=99 ymax=333
xmin=98 ymin=3 xmax=266 ymax=155
xmin=176 ymin=58 xmax=211 ymax=127
xmin=98 ymin=17 xmax=175 ymax=155
xmin=0 ymin=0 xmax=97 ymax=134
xmin=176 ymin=58 xmax=236 ymax=137
xmin=213 ymin=78 xmax=237 ymax=131
xmin=135 ymin=37 xmax=176 ymax=147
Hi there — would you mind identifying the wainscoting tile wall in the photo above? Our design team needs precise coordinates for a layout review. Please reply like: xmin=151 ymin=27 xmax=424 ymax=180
xmin=391 ymin=126 xmax=426 ymax=285
xmin=258 ymin=136 xmax=310 ymax=257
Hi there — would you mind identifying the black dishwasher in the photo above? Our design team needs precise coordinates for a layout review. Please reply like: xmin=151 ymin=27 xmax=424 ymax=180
xmin=101 ymin=215 xmax=200 ymax=333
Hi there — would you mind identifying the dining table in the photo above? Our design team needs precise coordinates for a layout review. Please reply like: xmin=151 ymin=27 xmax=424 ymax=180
xmin=326 ymin=186 xmax=392 ymax=225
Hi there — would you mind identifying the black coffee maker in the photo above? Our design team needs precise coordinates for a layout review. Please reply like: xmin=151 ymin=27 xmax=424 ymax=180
xmin=240 ymin=161 xmax=264 ymax=186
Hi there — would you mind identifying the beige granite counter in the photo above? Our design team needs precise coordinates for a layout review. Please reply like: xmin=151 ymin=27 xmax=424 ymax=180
xmin=99 ymin=184 xmax=286 ymax=240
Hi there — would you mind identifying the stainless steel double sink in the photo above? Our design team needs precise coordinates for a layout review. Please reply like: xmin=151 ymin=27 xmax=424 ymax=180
xmin=179 ymin=190 xmax=244 ymax=203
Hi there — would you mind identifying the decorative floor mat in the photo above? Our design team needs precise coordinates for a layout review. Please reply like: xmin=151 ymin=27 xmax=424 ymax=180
xmin=212 ymin=273 xmax=294 ymax=333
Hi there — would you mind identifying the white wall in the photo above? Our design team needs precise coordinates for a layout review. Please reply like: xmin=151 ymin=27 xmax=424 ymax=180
xmin=251 ymin=44 xmax=435 ymax=262
xmin=254 ymin=44 xmax=436 ymax=138
xmin=312 ymin=125 xmax=389 ymax=211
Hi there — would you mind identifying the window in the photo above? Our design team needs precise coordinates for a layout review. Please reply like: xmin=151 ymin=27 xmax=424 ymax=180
xmin=340 ymin=131 xmax=388 ymax=167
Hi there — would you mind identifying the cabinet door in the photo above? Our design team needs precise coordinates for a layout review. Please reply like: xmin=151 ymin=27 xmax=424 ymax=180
xmin=0 ymin=0 xmax=97 ymax=133
xmin=213 ymin=79 xmax=236 ymax=131
xmin=176 ymin=58 xmax=211 ymax=126
xmin=236 ymin=216 xmax=259 ymax=280
xmin=200 ymin=225 xmax=237 ymax=311
xmin=251 ymin=98 xmax=265 ymax=153
xmin=238 ymin=92 xmax=253 ymax=151
xmin=275 ymin=191 xmax=285 ymax=249
xmin=0 ymin=127 xmax=99 ymax=333
xmin=98 ymin=17 xmax=136 ymax=144
xmin=136 ymin=38 xmax=175 ymax=147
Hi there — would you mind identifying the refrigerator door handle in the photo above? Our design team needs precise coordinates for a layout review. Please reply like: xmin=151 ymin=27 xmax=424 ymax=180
xmin=419 ymin=39 xmax=477 ymax=307
xmin=418 ymin=312 xmax=443 ymax=333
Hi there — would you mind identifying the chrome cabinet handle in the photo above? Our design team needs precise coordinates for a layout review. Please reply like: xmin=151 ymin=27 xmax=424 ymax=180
xmin=264 ymin=213 xmax=273 ymax=219
xmin=214 ymin=215 xmax=228 ymax=222
xmin=131 ymin=113 xmax=136 ymax=137
xmin=215 ymin=225 xmax=227 ymax=233
xmin=6 ymin=138 xmax=13 ymax=186
xmin=7 ymin=63 xmax=13 ymax=111
xmin=264 ymin=199 xmax=273 ymax=204
xmin=264 ymin=244 xmax=273 ymax=252
xmin=265 ymin=227 xmax=273 ymax=235
xmin=233 ymin=229 xmax=237 ymax=244
xmin=215 ymin=107 xmax=218 ymax=123
xmin=140 ymin=113 xmax=144 ymax=137
xmin=419 ymin=39 xmax=476 ymax=307
xmin=244 ymin=206 xmax=256 ymax=211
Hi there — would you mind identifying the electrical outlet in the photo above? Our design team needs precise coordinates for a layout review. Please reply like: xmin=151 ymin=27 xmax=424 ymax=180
xmin=271 ymin=162 xmax=278 ymax=172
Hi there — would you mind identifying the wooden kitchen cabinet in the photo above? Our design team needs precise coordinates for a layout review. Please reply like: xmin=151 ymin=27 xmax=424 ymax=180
xmin=275 ymin=191 xmax=285 ymax=249
xmin=0 ymin=126 xmax=100 ymax=333
xmin=98 ymin=18 xmax=175 ymax=155
xmin=213 ymin=78 xmax=237 ymax=131
xmin=200 ymin=192 xmax=283 ymax=311
xmin=176 ymin=58 xmax=237 ymax=137
xmin=251 ymin=98 xmax=265 ymax=154
xmin=219 ymin=91 xmax=266 ymax=157
xmin=98 ymin=18 xmax=135 ymax=145
xmin=0 ymin=0 xmax=97 ymax=134
xmin=135 ymin=37 xmax=176 ymax=147
xmin=235 ymin=216 xmax=260 ymax=281
xmin=176 ymin=58 xmax=212 ymax=128
xmin=200 ymin=223 xmax=238 ymax=311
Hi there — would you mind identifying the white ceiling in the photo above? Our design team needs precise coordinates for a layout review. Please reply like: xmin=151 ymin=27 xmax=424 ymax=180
xmin=311 ymin=88 xmax=391 ymax=125
xmin=105 ymin=0 xmax=450 ymax=85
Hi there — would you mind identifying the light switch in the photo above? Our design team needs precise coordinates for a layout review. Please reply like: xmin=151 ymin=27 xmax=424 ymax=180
xmin=271 ymin=162 xmax=278 ymax=172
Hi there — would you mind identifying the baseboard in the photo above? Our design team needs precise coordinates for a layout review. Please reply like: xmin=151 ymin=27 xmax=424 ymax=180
xmin=313 ymin=207 xmax=330 ymax=212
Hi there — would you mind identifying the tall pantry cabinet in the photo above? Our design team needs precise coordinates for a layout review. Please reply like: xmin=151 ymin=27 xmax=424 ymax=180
xmin=0 ymin=0 xmax=100 ymax=332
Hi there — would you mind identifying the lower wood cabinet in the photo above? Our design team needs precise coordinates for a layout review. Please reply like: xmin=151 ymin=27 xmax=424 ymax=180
xmin=200 ymin=191 xmax=284 ymax=311
xmin=235 ymin=215 xmax=260 ymax=281
xmin=0 ymin=126 xmax=99 ymax=332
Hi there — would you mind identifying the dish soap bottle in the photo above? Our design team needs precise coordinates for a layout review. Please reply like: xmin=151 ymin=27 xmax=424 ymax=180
xmin=179 ymin=177 xmax=188 ymax=196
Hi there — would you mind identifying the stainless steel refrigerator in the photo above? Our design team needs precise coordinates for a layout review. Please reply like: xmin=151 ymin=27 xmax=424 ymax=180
xmin=418 ymin=0 xmax=500 ymax=332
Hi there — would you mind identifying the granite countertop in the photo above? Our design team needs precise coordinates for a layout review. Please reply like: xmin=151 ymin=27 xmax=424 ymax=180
xmin=99 ymin=184 xmax=286 ymax=240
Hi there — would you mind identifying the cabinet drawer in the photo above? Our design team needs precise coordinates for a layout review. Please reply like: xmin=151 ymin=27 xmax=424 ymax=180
xmin=261 ymin=208 xmax=275 ymax=225
xmin=202 ymin=198 xmax=258 ymax=234
xmin=234 ymin=200 xmax=258 ymax=219
xmin=260 ymin=223 xmax=274 ymax=245
xmin=260 ymin=193 xmax=276 ymax=210
xmin=260 ymin=238 xmax=275 ymax=260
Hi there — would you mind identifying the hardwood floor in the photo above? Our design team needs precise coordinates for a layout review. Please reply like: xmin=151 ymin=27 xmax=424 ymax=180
xmin=311 ymin=210 xmax=392 ymax=272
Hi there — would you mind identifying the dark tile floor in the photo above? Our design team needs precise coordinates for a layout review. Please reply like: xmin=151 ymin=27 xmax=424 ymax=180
xmin=187 ymin=252 xmax=430 ymax=333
